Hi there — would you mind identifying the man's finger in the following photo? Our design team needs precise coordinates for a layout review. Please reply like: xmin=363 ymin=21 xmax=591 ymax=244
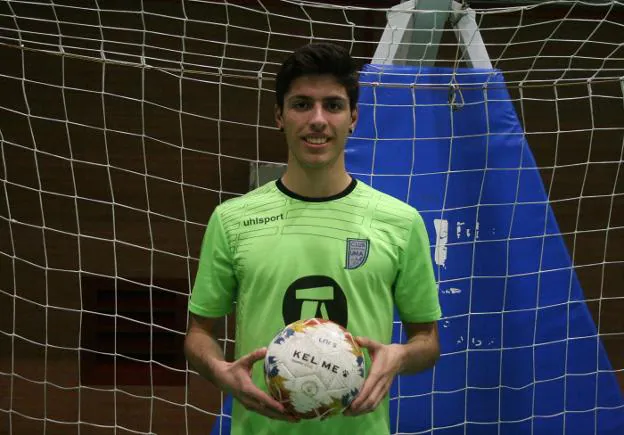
xmin=347 ymin=369 xmax=390 ymax=416
xmin=353 ymin=367 xmax=380 ymax=406
xmin=347 ymin=379 xmax=374 ymax=413
xmin=239 ymin=396 xmax=294 ymax=421
xmin=356 ymin=336 xmax=380 ymax=360
xmin=236 ymin=347 xmax=267 ymax=368
xmin=253 ymin=403 xmax=296 ymax=421
xmin=241 ymin=382 xmax=286 ymax=414
xmin=360 ymin=377 xmax=391 ymax=414
xmin=236 ymin=386 xmax=298 ymax=421
xmin=356 ymin=336 xmax=380 ymax=350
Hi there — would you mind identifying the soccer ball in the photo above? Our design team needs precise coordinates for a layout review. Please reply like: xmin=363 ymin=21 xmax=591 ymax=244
xmin=264 ymin=318 xmax=366 ymax=420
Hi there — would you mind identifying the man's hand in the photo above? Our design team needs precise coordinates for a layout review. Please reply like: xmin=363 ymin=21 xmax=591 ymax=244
xmin=212 ymin=347 xmax=299 ymax=422
xmin=343 ymin=337 xmax=404 ymax=417
xmin=185 ymin=314 xmax=299 ymax=423
xmin=344 ymin=323 xmax=439 ymax=417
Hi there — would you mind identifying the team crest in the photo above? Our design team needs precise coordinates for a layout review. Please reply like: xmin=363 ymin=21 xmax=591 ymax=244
xmin=345 ymin=238 xmax=369 ymax=269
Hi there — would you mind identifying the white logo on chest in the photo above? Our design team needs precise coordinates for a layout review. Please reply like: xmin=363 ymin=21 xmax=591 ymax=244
xmin=345 ymin=238 xmax=369 ymax=269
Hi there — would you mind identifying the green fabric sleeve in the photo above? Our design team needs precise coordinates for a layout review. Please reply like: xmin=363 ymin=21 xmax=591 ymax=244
xmin=393 ymin=212 xmax=442 ymax=323
xmin=189 ymin=208 xmax=237 ymax=318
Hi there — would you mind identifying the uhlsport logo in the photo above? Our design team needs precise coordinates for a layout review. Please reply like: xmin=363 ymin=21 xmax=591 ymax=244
xmin=345 ymin=238 xmax=369 ymax=269
xmin=242 ymin=213 xmax=284 ymax=227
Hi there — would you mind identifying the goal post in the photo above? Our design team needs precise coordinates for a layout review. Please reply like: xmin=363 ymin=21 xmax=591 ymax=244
xmin=372 ymin=0 xmax=452 ymax=66
xmin=372 ymin=0 xmax=491 ymax=69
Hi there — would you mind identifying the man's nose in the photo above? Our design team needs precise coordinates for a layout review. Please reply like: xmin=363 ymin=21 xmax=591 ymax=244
xmin=309 ymin=103 xmax=327 ymax=129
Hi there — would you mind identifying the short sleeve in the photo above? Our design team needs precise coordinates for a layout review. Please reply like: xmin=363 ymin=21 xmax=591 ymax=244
xmin=189 ymin=208 xmax=237 ymax=318
xmin=393 ymin=212 xmax=442 ymax=323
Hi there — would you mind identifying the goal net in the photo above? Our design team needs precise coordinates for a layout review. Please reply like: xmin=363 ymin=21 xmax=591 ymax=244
xmin=0 ymin=0 xmax=622 ymax=434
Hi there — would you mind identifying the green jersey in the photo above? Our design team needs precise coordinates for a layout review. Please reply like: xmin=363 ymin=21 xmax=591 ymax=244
xmin=189 ymin=178 xmax=441 ymax=435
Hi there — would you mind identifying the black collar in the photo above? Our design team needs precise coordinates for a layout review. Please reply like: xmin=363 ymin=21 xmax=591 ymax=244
xmin=276 ymin=177 xmax=357 ymax=202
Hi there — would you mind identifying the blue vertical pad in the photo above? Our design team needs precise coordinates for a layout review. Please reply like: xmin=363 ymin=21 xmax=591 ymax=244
xmin=349 ymin=64 xmax=624 ymax=435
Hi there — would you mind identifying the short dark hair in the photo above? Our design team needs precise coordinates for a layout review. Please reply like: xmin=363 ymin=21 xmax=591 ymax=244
xmin=275 ymin=42 xmax=359 ymax=111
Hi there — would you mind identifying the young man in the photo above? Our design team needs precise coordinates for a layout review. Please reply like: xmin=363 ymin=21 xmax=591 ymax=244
xmin=184 ymin=42 xmax=442 ymax=434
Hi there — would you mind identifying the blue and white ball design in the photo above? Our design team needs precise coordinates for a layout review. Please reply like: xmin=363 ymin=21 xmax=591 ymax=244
xmin=264 ymin=318 xmax=366 ymax=420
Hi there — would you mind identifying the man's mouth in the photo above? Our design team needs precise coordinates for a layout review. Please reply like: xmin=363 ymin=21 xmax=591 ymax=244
xmin=303 ymin=136 xmax=330 ymax=145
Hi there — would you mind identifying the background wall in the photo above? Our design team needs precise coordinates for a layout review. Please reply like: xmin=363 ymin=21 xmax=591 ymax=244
xmin=0 ymin=1 xmax=622 ymax=434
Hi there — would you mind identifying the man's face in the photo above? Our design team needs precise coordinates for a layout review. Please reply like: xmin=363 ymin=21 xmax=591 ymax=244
xmin=276 ymin=74 xmax=357 ymax=170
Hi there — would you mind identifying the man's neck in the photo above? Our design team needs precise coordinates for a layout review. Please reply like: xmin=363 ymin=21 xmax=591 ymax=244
xmin=281 ymin=164 xmax=352 ymax=199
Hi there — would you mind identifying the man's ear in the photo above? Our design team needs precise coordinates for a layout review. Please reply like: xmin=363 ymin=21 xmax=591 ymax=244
xmin=350 ymin=106 xmax=358 ymax=131
xmin=274 ymin=104 xmax=283 ymax=130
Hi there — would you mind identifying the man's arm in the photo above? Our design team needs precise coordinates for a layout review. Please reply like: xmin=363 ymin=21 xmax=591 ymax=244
xmin=397 ymin=321 xmax=440 ymax=375
xmin=184 ymin=313 xmax=227 ymax=385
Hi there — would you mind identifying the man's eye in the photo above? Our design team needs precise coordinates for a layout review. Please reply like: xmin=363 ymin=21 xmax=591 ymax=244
xmin=326 ymin=102 xmax=344 ymax=111
xmin=292 ymin=101 xmax=310 ymax=109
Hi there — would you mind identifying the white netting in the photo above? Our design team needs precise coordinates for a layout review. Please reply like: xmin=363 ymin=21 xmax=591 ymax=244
xmin=0 ymin=0 xmax=622 ymax=433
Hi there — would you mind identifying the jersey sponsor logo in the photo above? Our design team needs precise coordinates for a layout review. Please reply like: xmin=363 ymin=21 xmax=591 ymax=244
xmin=282 ymin=275 xmax=348 ymax=328
xmin=242 ymin=213 xmax=284 ymax=227
xmin=345 ymin=238 xmax=369 ymax=269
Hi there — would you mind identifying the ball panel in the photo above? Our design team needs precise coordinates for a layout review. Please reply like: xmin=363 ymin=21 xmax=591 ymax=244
xmin=264 ymin=318 xmax=366 ymax=420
